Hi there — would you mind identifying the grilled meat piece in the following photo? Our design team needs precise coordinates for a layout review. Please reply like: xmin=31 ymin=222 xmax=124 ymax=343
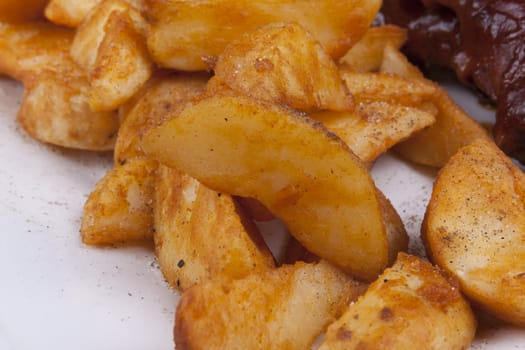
xmin=379 ymin=0 xmax=525 ymax=163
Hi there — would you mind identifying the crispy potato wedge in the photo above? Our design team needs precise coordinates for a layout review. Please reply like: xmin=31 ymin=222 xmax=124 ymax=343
xmin=145 ymin=0 xmax=381 ymax=70
xmin=142 ymin=93 xmax=407 ymax=281
xmin=70 ymin=0 xmax=152 ymax=111
xmin=379 ymin=46 xmax=490 ymax=167
xmin=319 ymin=253 xmax=476 ymax=350
xmin=0 ymin=22 xmax=118 ymax=150
xmin=380 ymin=43 xmax=424 ymax=79
xmin=314 ymin=101 xmax=436 ymax=163
xmin=392 ymin=87 xmax=490 ymax=167
xmin=213 ymin=22 xmax=352 ymax=112
xmin=88 ymin=10 xmax=152 ymax=111
xmin=0 ymin=0 xmax=48 ymax=22
xmin=339 ymin=25 xmax=407 ymax=72
xmin=115 ymin=72 xmax=209 ymax=164
xmin=423 ymin=139 xmax=525 ymax=326
xmin=0 ymin=21 xmax=74 ymax=82
xmin=81 ymin=158 xmax=157 ymax=245
xmin=45 ymin=0 xmax=102 ymax=27
xmin=19 ymin=71 xmax=119 ymax=150
xmin=340 ymin=69 xmax=438 ymax=107
xmin=154 ymin=164 xmax=275 ymax=291
xmin=175 ymin=260 xmax=366 ymax=350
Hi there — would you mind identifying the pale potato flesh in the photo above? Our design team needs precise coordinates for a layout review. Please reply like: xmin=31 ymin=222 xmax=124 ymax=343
xmin=154 ymin=164 xmax=275 ymax=291
xmin=145 ymin=0 xmax=381 ymax=70
xmin=142 ymin=93 xmax=407 ymax=281
xmin=319 ymin=253 xmax=476 ymax=350
xmin=175 ymin=260 xmax=366 ymax=350
xmin=213 ymin=22 xmax=352 ymax=112
xmin=0 ymin=21 xmax=119 ymax=150
xmin=339 ymin=25 xmax=407 ymax=72
xmin=115 ymin=72 xmax=209 ymax=164
xmin=81 ymin=158 xmax=157 ymax=245
xmin=423 ymin=139 xmax=525 ymax=326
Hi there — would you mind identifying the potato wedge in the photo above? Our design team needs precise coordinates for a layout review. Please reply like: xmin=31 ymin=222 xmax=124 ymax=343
xmin=70 ymin=0 xmax=152 ymax=111
xmin=213 ymin=22 xmax=352 ymax=112
xmin=379 ymin=46 xmax=490 ymax=167
xmin=88 ymin=10 xmax=152 ymax=111
xmin=0 ymin=0 xmax=48 ymax=22
xmin=0 ymin=22 xmax=119 ymax=150
xmin=319 ymin=253 xmax=476 ymax=350
xmin=19 ymin=71 xmax=119 ymax=150
xmin=339 ymin=25 xmax=407 ymax=72
xmin=81 ymin=158 xmax=157 ymax=245
xmin=314 ymin=101 xmax=436 ymax=163
xmin=175 ymin=260 xmax=366 ymax=350
xmin=0 ymin=21 xmax=74 ymax=82
xmin=154 ymin=164 xmax=275 ymax=291
xmin=379 ymin=43 xmax=424 ymax=80
xmin=45 ymin=0 xmax=102 ymax=27
xmin=145 ymin=0 xmax=381 ymax=70
xmin=115 ymin=72 xmax=209 ymax=164
xmin=142 ymin=93 xmax=407 ymax=281
xmin=423 ymin=139 xmax=525 ymax=326
xmin=340 ymin=69 xmax=438 ymax=107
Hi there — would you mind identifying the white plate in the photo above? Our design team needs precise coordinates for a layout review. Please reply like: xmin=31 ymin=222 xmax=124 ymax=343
xmin=0 ymin=75 xmax=524 ymax=350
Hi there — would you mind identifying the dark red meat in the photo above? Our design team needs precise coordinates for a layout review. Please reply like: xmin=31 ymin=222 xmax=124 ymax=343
xmin=379 ymin=0 xmax=525 ymax=163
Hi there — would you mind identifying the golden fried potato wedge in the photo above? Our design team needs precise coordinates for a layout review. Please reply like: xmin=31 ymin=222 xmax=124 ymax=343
xmin=154 ymin=165 xmax=275 ymax=291
xmin=339 ymin=25 xmax=407 ymax=72
xmin=115 ymin=72 xmax=209 ymax=164
xmin=314 ymin=101 xmax=436 ymax=163
xmin=175 ymin=260 xmax=366 ymax=350
xmin=380 ymin=43 xmax=424 ymax=79
xmin=0 ymin=21 xmax=73 ymax=82
xmin=19 ymin=71 xmax=119 ymax=150
xmin=423 ymin=139 xmax=525 ymax=326
xmin=45 ymin=0 xmax=102 ymax=27
xmin=213 ymin=22 xmax=352 ymax=112
xmin=81 ymin=158 xmax=157 ymax=245
xmin=319 ymin=253 xmax=476 ymax=350
xmin=340 ymin=69 xmax=438 ymax=107
xmin=392 ymin=88 xmax=490 ymax=167
xmin=379 ymin=46 xmax=490 ymax=167
xmin=142 ymin=93 xmax=407 ymax=280
xmin=70 ymin=0 xmax=151 ymax=111
xmin=0 ymin=0 xmax=48 ymax=22
xmin=145 ymin=0 xmax=381 ymax=70
xmin=88 ymin=10 xmax=153 ymax=111
xmin=0 ymin=22 xmax=119 ymax=150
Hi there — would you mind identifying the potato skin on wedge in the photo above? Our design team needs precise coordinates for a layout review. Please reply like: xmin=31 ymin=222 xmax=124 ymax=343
xmin=319 ymin=253 xmax=476 ymax=350
xmin=142 ymin=93 xmax=407 ymax=281
xmin=423 ymin=139 xmax=525 ymax=326
xmin=175 ymin=260 xmax=366 ymax=350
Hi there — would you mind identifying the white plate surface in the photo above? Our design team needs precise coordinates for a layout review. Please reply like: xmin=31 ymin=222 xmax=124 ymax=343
xmin=0 ymin=75 xmax=524 ymax=349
